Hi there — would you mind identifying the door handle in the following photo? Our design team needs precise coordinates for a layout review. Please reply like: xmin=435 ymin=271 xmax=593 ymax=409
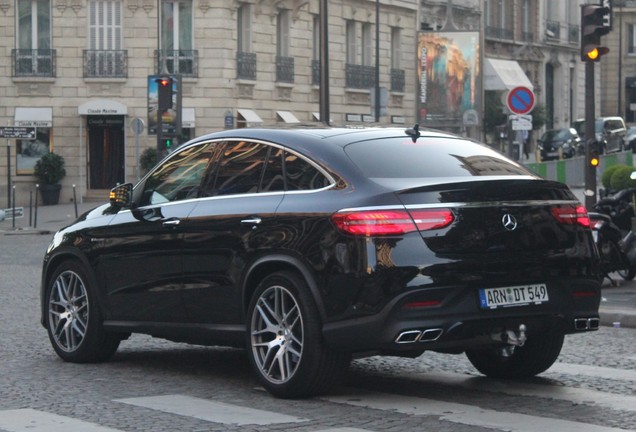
xmin=241 ymin=217 xmax=262 ymax=225
xmin=162 ymin=218 xmax=181 ymax=227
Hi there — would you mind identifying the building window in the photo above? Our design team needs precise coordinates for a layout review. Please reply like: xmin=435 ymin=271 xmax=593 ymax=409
xmin=237 ymin=3 xmax=255 ymax=79
xmin=391 ymin=27 xmax=404 ymax=92
xmin=158 ymin=0 xmax=197 ymax=77
xmin=345 ymin=20 xmax=375 ymax=89
xmin=276 ymin=9 xmax=293 ymax=83
xmin=85 ymin=0 xmax=126 ymax=78
xmin=521 ymin=0 xmax=533 ymax=42
xmin=629 ymin=24 xmax=636 ymax=55
xmin=14 ymin=0 xmax=55 ymax=77
xmin=312 ymin=15 xmax=320 ymax=85
xmin=17 ymin=129 xmax=51 ymax=175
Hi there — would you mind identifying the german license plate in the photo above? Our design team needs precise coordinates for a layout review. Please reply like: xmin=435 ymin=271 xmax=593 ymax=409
xmin=479 ymin=284 xmax=549 ymax=309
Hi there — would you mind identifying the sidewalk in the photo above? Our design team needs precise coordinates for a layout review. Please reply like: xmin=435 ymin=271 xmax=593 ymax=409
xmin=1 ymin=198 xmax=634 ymax=329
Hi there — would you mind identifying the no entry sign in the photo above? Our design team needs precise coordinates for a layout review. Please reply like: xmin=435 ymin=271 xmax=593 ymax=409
xmin=506 ymin=86 xmax=535 ymax=115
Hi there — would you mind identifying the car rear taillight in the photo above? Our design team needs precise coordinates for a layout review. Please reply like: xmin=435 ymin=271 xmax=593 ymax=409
xmin=551 ymin=205 xmax=590 ymax=227
xmin=332 ymin=209 xmax=453 ymax=236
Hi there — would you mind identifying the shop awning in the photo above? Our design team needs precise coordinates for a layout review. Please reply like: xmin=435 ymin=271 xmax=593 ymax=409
xmin=276 ymin=110 xmax=300 ymax=123
xmin=484 ymin=59 xmax=534 ymax=91
xmin=182 ymin=108 xmax=195 ymax=128
xmin=14 ymin=107 xmax=52 ymax=127
xmin=237 ymin=108 xmax=263 ymax=124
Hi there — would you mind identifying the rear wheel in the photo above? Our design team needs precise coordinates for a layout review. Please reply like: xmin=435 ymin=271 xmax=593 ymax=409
xmin=465 ymin=331 xmax=564 ymax=379
xmin=246 ymin=271 xmax=350 ymax=398
xmin=46 ymin=261 xmax=121 ymax=363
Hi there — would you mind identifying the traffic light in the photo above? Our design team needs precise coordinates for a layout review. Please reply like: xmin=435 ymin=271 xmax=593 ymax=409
xmin=160 ymin=138 xmax=173 ymax=151
xmin=588 ymin=140 xmax=600 ymax=168
xmin=580 ymin=5 xmax=610 ymax=62
xmin=156 ymin=76 xmax=173 ymax=111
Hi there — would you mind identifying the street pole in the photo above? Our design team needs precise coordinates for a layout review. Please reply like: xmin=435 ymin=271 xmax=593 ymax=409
xmin=7 ymin=141 xmax=11 ymax=208
xmin=319 ymin=0 xmax=330 ymax=126
xmin=585 ymin=61 xmax=596 ymax=210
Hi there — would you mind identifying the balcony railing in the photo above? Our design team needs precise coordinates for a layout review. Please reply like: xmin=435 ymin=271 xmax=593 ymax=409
xmin=569 ymin=25 xmax=580 ymax=44
xmin=276 ymin=56 xmax=294 ymax=83
xmin=155 ymin=50 xmax=198 ymax=77
xmin=345 ymin=64 xmax=376 ymax=89
xmin=12 ymin=49 xmax=56 ymax=77
xmin=391 ymin=68 xmax=405 ymax=92
xmin=237 ymin=51 xmax=256 ymax=80
xmin=521 ymin=31 xmax=534 ymax=43
xmin=485 ymin=26 xmax=514 ymax=40
xmin=311 ymin=59 xmax=320 ymax=85
xmin=83 ymin=50 xmax=128 ymax=78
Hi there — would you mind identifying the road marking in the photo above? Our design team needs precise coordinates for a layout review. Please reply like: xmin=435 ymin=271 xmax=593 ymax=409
xmin=549 ymin=362 xmax=636 ymax=382
xmin=404 ymin=371 xmax=636 ymax=413
xmin=114 ymin=394 xmax=307 ymax=425
xmin=324 ymin=390 xmax=628 ymax=432
xmin=0 ymin=409 xmax=124 ymax=432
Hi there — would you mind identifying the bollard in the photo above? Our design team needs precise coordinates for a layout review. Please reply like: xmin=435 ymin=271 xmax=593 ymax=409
xmin=34 ymin=184 xmax=39 ymax=229
xmin=73 ymin=184 xmax=78 ymax=218
xmin=12 ymin=186 xmax=16 ymax=229
xmin=29 ymin=190 xmax=33 ymax=227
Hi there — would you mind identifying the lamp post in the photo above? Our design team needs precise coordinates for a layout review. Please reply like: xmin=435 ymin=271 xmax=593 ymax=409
xmin=319 ymin=0 xmax=330 ymax=125
xmin=375 ymin=0 xmax=380 ymax=122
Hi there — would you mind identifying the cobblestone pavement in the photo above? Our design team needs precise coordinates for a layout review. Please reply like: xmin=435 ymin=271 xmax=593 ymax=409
xmin=1 ymin=235 xmax=635 ymax=432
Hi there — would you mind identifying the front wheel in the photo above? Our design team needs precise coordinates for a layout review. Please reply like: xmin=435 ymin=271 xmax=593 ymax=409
xmin=465 ymin=331 xmax=564 ymax=379
xmin=246 ymin=271 xmax=350 ymax=398
xmin=46 ymin=261 xmax=121 ymax=363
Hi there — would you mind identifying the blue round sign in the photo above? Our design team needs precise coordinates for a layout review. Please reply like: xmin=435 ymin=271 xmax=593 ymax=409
xmin=507 ymin=86 xmax=535 ymax=115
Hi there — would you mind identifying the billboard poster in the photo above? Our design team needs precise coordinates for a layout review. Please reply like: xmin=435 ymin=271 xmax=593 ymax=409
xmin=417 ymin=31 xmax=481 ymax=130
xmin=147 ymin=75 xmax=181 ymax=135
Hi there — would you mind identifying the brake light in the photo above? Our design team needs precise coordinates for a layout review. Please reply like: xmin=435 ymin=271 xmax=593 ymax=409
xmin=551 ymin=205 xmax=590 ymax=227
xmin=332 ymin=209 xmax=453 ymax=236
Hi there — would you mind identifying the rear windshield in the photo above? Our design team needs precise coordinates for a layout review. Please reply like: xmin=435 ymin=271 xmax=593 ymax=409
xmin=344 ymin=137 xmax=531 ymax=178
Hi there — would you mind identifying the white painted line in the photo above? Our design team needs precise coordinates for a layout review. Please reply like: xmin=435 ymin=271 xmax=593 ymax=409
xmin=0 ymin=409 xmax=124 ymax=432
xmin=403 ymin=371 xmax=636 ymax=413
xmin=114 ymin=394 xmax=307 ymax=425
xmin=325 ymin=390 xmax=627 ymax=432
xmin=314 ymin=429 xmax=374 ymax=432
xmin=549 ymin=362 xmax=636 ymax=382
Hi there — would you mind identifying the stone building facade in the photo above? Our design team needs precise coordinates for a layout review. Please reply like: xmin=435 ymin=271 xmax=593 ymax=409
xmin=0 ymin=0 xmax=418 ymax=206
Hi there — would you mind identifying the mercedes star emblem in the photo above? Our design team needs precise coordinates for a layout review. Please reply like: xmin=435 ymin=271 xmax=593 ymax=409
xmin=502 ymin=213 xmax=518 ymax=231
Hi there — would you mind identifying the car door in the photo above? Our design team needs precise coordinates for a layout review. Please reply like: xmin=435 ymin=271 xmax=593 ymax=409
xmin=180 ymin=140 xmax=285 ymax=325
xmin=93 ymin=142 xmax=217 ymax=322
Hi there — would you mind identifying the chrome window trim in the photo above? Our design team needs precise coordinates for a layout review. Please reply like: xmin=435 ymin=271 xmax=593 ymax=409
xmin=337 ymin=200 xmax=581 ymax=213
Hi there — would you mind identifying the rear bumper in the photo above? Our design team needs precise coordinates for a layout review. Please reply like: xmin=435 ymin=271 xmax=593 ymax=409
xmin=322 ymin=277 xmax=600 ymax=354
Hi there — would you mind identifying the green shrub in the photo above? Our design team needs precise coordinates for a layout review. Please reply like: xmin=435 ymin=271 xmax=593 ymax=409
xmin=609 ymin=165 xmax=636 ymax=191
xmin=34 ymin=152 xmax=66 ymax=185
xmin=140 ymin=147 xmax=158 ymax=174
xmin=601 ymin=164 xmax=625 ymax=189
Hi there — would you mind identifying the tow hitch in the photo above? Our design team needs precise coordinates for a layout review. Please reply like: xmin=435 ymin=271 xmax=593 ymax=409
xmin=490 ymin=324 xmax=527 ymax=357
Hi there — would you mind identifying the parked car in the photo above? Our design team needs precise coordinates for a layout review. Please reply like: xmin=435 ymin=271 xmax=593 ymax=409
xmin=626 ymin=125 xmax=636 ymax=153
xmin=40 ymin=126 xmax=601 ymax=398
xmin=572 ymin=116 xmax=627 ymax=153
xmin=537 ymin=128 xmax=582 ymax=160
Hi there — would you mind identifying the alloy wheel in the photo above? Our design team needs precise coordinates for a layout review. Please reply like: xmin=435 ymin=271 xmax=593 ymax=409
xmin=48 ymin=270 xmax=89 ymax=353
xmin=250 ymin=285 xmax=304 ymax=384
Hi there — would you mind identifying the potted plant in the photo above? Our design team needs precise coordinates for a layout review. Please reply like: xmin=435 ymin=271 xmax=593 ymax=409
xmin=34 ymin=152 xmax=66 ymax=205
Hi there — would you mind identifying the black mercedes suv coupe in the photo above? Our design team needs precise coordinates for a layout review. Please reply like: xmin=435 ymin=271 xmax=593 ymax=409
xmin=41 ymin=126 xmax=601 ymax=398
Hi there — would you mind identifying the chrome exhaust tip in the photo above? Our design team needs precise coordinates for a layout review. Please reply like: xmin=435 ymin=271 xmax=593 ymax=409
xmin=574 ymin=317 xmax=600 ymax=330
xmin=395 ymin=328 xmax=444 ymax=344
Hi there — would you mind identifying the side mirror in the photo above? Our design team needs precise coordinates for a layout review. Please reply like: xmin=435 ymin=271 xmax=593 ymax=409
xmin=109 ymin=183 xmax=133 ymax=208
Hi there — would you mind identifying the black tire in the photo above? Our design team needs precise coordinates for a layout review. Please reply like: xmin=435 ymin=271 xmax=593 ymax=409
xmin=465 ymin=331 xmax=564 ymax=379
xmin=246 ymin=271 xmax=350 ymax=398
xmin=617 ymin=265 xmax=636 ymax=281
xmin=45 ymin=260 xmax=121 ymax=363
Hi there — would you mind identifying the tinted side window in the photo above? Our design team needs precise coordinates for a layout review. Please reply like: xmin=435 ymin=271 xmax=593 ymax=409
xmin=284 ymin=151 xmax=330 ymax=190
xmin=211 ymin=141 xmax=269 ymax=196
xmin=260 ymin=147 xmax=285 ymax=192
xmin=141 ymin=142 xmax=216 ymax=205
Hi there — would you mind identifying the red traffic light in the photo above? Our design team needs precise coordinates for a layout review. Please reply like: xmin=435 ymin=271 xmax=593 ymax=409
xmin=158 ymin=78 xmax=170 ymax=87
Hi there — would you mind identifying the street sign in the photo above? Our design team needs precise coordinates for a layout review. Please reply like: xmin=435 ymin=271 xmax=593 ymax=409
xmin=0 ymin=127 xmax=36 ymax=139
xmin=510 ymin=114 xmax=533 ymax=131
xmin=2 ymin=207 xmax=24 ymax=218
xmin=506 ymin=86 xmax=535 ymax=115
xmin=130 ymin=117 xmax=145 ymax=135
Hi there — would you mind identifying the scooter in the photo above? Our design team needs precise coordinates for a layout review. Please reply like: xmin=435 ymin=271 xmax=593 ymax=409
xmin=588 ymin=211 xmax=636 ymax=283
